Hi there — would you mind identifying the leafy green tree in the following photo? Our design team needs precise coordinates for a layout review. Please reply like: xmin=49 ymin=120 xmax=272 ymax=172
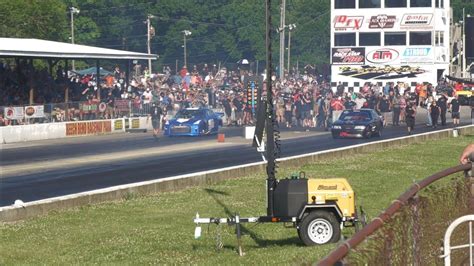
xmin=0 ymin=0 xmax=68 ymax=41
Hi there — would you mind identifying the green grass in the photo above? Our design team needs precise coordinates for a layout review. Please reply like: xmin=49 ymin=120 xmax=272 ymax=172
xmin=1 ymin=135 xmax=473 ymax=264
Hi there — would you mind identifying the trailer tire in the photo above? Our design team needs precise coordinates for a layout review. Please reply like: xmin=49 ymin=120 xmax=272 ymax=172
xmin=299 ymin=210 xmax=340 ymax=245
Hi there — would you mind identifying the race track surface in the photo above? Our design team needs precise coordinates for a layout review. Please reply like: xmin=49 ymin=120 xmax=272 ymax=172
xmin=1 ymin=108 xmax=471 ymax=207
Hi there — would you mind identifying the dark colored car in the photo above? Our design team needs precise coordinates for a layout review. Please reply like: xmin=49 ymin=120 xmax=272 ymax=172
xmin=164 ymin=107 xmax=222 ymax=136
xmin=331 ymin=109 xmax=383 ymax=139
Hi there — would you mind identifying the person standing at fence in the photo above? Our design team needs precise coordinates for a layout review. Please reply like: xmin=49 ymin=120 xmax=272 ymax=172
xmin=405 ymin=102 xmax=416 ymax=135
xmin=391 ymin=95 xmax=401 ymax=126
xmin=430 ymin=100 xmax=440 ymax=129
xmin=147 ymin=102 xmax=163 ymax=141
xmin=449 ymin=94 xmax=461 ymax=127
xmin=377 ymin=95 xmax=392 ymax=126
xmin=437 ymin=93 xmax=448 ymax=126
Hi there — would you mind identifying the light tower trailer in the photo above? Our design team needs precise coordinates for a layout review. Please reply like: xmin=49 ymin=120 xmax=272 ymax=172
xmin=193 ymin=0 xmax=365 ymax=253
xmin=194 ymin=176 xmax=364 ymax=247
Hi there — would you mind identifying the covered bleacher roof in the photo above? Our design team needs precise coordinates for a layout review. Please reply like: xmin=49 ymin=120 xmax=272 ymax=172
xmin=0 ymin=38 xmax=157 ymax=60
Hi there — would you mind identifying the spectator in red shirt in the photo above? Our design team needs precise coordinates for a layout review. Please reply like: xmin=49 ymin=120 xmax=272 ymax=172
xmin=331 ymin=96 xmax=344 ymax=123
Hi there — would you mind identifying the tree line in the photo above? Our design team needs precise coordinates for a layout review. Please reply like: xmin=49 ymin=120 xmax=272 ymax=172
xmin=0 ymin=0 xmax=472 ymax=71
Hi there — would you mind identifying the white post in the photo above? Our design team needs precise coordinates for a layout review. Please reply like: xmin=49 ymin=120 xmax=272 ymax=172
xmin=147 ymin=15 xmax=152 ymax=73
xmin=279 ymin=0 xmax=286 ymax=79
xmin=182 ymin=30 xmax=192 ymax=69
xmin=70 ymin=7 xmax=79 ymax=71
xmin=287 ymin=29 xmax=291 ymax=74
xmin=184 ymin=33 xmax=187 ymax=68
xmin=463 ymin=8 xmax=466 ymax=78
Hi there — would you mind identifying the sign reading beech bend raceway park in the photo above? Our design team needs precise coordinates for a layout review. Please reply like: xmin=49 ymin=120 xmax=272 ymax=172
xmin=332 ymin=48 xmax=365 ymax=64
xmin=66 ymin=121 xmax=112 ymax=136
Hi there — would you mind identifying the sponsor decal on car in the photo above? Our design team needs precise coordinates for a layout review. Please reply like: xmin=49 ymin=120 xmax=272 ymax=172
xmin=334 ymin=15 xmax=364 ymax=31
xmin=368 ymin=14 xmax=396 ymax=29
xmin=332 ymin=47 xmax=365 ymax=64
xmin=366 ymin=48 xmax=399 ymax=64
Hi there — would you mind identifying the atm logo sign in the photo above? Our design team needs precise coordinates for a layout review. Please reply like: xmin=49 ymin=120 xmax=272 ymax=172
xmin=334 ymin=15 xmax=364 ymax=31
xmin=367 ymin=48 xmax=399 ymax=64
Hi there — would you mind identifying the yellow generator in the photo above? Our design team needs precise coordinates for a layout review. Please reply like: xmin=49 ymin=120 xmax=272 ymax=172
xmin=194 ymin=174 xmax=363 ymax=246
xmin=272 ymin=176 xmax=358 ymax=245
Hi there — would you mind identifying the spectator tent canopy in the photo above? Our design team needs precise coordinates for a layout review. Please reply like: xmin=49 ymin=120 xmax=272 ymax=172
xmin=0 ymin=37 xmax=157 ymax=104
xmin=0 ymin=38 xmax=157 ymax=60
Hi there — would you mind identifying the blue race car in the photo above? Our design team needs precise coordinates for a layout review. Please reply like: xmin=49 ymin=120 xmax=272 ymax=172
xmin=164 ymin=107 xmax=223 ymax=136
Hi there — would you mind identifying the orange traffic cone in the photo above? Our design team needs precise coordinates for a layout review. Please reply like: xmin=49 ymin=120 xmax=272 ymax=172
xmin=217 ymin=133 xmax=225 ymax=142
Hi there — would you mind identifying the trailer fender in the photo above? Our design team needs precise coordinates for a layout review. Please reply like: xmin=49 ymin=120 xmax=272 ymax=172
xmin=298 ymin=204 xmax=343 ymax=222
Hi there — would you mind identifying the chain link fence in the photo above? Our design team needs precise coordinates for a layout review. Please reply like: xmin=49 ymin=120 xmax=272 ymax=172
xmin=344 ymin=176 xmax=470 ymax=265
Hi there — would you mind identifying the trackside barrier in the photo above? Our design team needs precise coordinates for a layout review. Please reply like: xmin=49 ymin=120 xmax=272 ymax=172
xmin=0 ymin=125 xmax=473 ymax=223
xmin=318 ymin=162 xmax=473 ymax=265
xmin=0 ymin=123 xmax=66 ymax=143
xmin=0 ymin=119 xmax=134 ymax=144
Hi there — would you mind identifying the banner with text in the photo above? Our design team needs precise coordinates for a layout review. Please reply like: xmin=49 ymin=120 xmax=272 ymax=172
xmin=66 ymin=120 xmax=112 ymax=136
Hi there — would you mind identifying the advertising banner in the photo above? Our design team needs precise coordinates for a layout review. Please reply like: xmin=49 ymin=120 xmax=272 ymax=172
xmin=400 ymin=14 xmax=433 ymax=29
xmin=114 ymin=119 xmax=124 ymax=131
xmin=114 ymin=99 xmax=130 ymax=112
xmin=368 ymin=14 xmax=397 ymax=29
xmin=332 ymin=47 xmax=365 ymax=64
xmin=400 ymin=47 xmax=433 ymax=64
xmin=333 ymin=65 xmax=431 ymax=82
xmin=333 ymin=15 xmax=364 ymax=31
xmin=66 ymin=121 xmax=112 ymax=136
xmin=366 ymin=48 xmax=400 ymax=64
xmin=4 ymin=107 xmax=24 ymax=120
xmin=131 ymin=118 xmax=140 ymax=129
xmin=24 ymin=105 xmax=45 ymax=118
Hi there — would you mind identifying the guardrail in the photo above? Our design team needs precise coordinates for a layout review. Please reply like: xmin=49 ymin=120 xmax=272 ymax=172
xmin=318 ymin=162 xmax=474 ymax=265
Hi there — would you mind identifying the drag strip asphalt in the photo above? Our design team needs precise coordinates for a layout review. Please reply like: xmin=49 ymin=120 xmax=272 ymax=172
xmin=0 ymin=121 xmax=467 ymax=207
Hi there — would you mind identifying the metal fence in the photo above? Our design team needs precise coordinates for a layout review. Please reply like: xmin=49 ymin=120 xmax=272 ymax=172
xmin=319 ymin=163 xmax=473 ymax=265
xmin=1 ymin=100 xmax=225 ymax=125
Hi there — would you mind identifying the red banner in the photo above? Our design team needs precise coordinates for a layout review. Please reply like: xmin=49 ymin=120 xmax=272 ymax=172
xmin=114 ymin=99 xmax=130 ymax=112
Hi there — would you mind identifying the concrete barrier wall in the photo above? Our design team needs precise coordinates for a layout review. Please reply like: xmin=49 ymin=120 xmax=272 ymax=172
xmin=0 ymin=123 xmax=66 ymax=143
xmin=1 ymin=125 xmax=472 ymax=222
xmin=0 ymin=119 xmax=133 ymax=144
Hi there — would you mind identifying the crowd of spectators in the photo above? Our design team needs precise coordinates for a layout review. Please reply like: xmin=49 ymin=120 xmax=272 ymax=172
xmin=0 ymin=59 xmax=465 ymax=129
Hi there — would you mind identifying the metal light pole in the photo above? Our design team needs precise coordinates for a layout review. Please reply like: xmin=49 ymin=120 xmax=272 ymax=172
xmin=287 ymin=24 xmax=296 ymax=75
xmin=146 ymin=14 xmax=155 ymax=73
xmin=463 ymin=8 xmax=466 ymax=78
xmin=279 ymin=0 xmax=286 ymax=79
xmin=70 ymin=7 xmax=80 ymax=71
xmin=265 ymin=0 xmax=276 ymax=217
xmin=182 ymin=30 xmax=192 ymax=68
